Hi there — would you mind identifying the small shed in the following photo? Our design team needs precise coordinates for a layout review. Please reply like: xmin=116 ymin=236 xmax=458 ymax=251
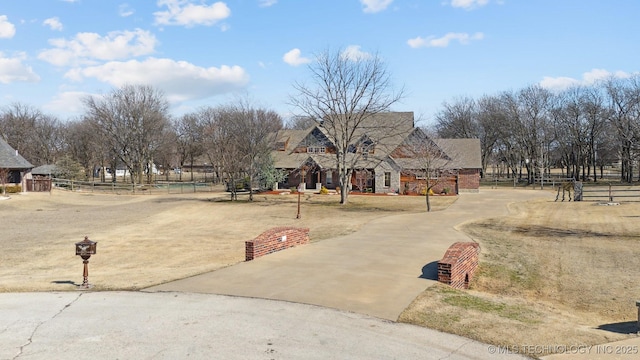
xmin=28 ymin=164 xmax=58 ymax=192
xmin=0 ymin=138 xmax=33 ymax=192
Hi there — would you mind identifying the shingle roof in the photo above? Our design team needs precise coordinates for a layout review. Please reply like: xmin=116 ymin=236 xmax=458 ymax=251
xmin=32 ymin=164 xmax=59 ymax=176
xmin=272 ymin=112 xmax=481 ymax=171
xmin=0 ymin=138 xmax=33 ymax=169
xmin=434 ymin=139 xmax=482 ymax=169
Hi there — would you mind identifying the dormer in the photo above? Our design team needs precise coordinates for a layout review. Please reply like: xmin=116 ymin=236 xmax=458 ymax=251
xmin=294 ymin=127 xmax=333 ymax=154
xmin=349 ymin=134 xmax=375 ymax=155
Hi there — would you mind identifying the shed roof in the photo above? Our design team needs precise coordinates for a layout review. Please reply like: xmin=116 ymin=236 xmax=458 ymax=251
xmin=32 ymin=164 xmax=59 ymax=176
xmin=0 ymin=138 xmax=33 ymax=169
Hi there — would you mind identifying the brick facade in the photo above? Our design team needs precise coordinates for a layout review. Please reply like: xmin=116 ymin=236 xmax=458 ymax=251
xmin=245 ymin=227 xmax=310 ymax=261
xmin=457 ymin=169 xmax=480 ymax=192
xmin=437 ymin=242 xmax=480 ymax=289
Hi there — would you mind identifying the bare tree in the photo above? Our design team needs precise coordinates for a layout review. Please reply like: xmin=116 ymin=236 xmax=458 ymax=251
xmin=394 ymin=128 xmax=454 ymax=211
xmin=435 ymin=96 xmax=479 ymax=138
xmin=285 ymin=115 xmax=316 ymax=130
xmin=604 ymin=75 xmax=640 ymax=182
xmin=174 ymin=113 xmax=204 ymax=181
xmin=0 ymin=103 xmax=64 ymax=166
xmin=83 ymin=84 xmax=170 ymax=185
xmin=229 ymin=102 xmax=283 ymax=201
xmin=290 ymin=48 xmax=404 ymax=204
xmin=153 ymin=126 xmax=178 ymax=181
xmin=199 ymin=102 xmax=282 ymax=201
xmin=64 ymin=118 xmax=101 ymax=179
xmin=200 ymin=106 xmax=247 ymax=200
xmin=435 ymin=95 xmax=503 ymax=178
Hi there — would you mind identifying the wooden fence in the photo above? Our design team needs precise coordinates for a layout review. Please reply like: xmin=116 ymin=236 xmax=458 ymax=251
xmin=26 ymin=179 xmax=52 ymax=192
xmin=579 ymin=183 xmax=640 ymax=202
xmin=52 ymin=178 xmax=219 ymax=195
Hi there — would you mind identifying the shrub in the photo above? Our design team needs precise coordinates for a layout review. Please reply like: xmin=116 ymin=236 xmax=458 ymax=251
xmin=4 ymin=185 xmax=21 ymax=193
xmin=420 ymin=187 xmax=435 ymax=196
xmin=319 ymin=186 xmax=329 ymax=195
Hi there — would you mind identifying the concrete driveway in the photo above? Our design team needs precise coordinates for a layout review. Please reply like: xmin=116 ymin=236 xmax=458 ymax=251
xmin=147 ymin=189 xmax=553 ymax=321
xmin=1 ymin=189 xmax=553 ymax=360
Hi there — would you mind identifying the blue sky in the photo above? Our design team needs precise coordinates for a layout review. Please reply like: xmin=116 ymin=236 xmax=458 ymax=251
xmin=0 ymin=0 xmax=638 ymax=124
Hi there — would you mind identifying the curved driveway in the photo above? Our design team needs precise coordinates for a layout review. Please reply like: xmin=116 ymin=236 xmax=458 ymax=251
xmin=1 ymin=189 xmax=551 ymax=360
xmin=147 ymin=189 xmax=552 ymax=320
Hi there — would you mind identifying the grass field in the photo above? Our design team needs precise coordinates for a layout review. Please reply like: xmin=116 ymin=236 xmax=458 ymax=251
xmin=400 ymin=197 xmax=640 ymax=356
xmin=3 ymin=186 xmax=639 ymax=356
xmin=0 ymin=188 xmax=454 ymax=292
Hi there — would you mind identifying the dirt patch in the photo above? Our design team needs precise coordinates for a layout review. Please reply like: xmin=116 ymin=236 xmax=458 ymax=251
xmin=0 ymin=189 xmax=455 ymax=292
xmin=400 ymin=198 xmax=640 ymax=356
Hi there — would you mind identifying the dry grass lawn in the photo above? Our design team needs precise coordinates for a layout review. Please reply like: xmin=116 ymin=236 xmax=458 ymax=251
xmin=0 ymin=188 xmax=454 ymax=292
xmin=6 ymin=186 xmax=640 ymax=355
xmin=400 ymin=196 xmax=640 ymax=356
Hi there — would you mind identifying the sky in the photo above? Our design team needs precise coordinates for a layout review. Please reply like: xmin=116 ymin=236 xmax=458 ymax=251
xmin=0 ymin=0 xmax=638 ymax=125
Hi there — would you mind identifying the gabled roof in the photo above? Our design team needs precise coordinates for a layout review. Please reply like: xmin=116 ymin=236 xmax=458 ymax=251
xmin=272 ymin=112 xmax=481 ymax=171
xmin=0 ymin=138 xmax=33 ymax=169
xmin=435 ymin=139 xmax=482 ymax=169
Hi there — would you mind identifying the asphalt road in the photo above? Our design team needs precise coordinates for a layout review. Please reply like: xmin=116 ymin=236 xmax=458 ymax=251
xmin=1 ymin=291 xmax=527 ymax=360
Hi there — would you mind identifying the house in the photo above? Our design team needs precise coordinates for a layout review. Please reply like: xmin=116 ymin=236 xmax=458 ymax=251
xmin=0 ymin=138 xmax=34 ymax=192
xmin=271 ymin=112 xmax=481 ymax=194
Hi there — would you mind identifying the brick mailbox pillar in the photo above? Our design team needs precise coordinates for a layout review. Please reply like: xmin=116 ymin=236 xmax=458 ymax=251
xmin=245 ymin=227 xmax=310 ymax=261
xmin=437 ymin=242 xmax=480 ymax=289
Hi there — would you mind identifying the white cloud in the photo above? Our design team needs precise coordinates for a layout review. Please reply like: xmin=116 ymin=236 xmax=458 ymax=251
xmin=38 ymin=29 xmax=158 ymax=66
xmin=258 ymin=0 xmax=277 ymax=7
xmin=154 ymin=0 xmax=231 ymax=27
xmin=540 ymin=69 xmax=633 ymax=92
xmin=43 ymin=17 xmax=63 ymax=31
xmin=538 ymin=76 xmax=580 ymax=92
xmin=119 ymin=4 xmax=135 ymax=17
xmin=0 ymin=52 xmax=40 ymax=83
xmin=407 ymin=32 xmax=484 ymax=48
xmin=341 ymin=45 xmax=372 ymax=61
xmin=283 ymin=48 xmax=311 ymax=66
xmin=360 ymin=0 xmax=393 ymax=13
xmin=450 ymin=0 xmax=489 ymax=10
xmin=64 ymin=57 xmax=250 ymax=103
xmin=0 ymin=15 xmax=16 ymax=38
xmin=44 ymin=91 xmax=90 ymax=115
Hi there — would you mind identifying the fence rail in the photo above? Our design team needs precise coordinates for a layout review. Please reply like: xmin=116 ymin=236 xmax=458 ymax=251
xmin=580 ymin=183 xmax=640 ymax=202
xmin=52 ymin=178 xmax=220 ymax=195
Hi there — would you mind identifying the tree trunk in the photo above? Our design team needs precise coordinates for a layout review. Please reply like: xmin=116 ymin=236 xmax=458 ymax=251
xmin=339 ymin=172 xmax=348 ymax=204
xmin=425 ymin=178 xmax=432 ymax=212
xmin=248 ymin=174 xmax=254 ymax=201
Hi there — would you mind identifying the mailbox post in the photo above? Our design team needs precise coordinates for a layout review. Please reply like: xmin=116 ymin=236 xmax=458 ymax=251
xmin=296 ymin=183 xmax=302 ymax=219
xmin=75 ymin=236 xmax=97 ymax=289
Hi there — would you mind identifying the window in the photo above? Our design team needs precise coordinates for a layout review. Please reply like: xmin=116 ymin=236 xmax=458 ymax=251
xmin=415 ymin=171 xmax=428 ymax=180
xmin=361 ymin=145 xmax=374 ymax=154
xmin=384 ymin=172 xmax=391 ymax=187
xmin=326 ymin=170 xmax=333 ymax=185
xmin=276 ymin=142 xmax=286 ymax=151
xmin=307 ymin=147 xmax=326 ymax=153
